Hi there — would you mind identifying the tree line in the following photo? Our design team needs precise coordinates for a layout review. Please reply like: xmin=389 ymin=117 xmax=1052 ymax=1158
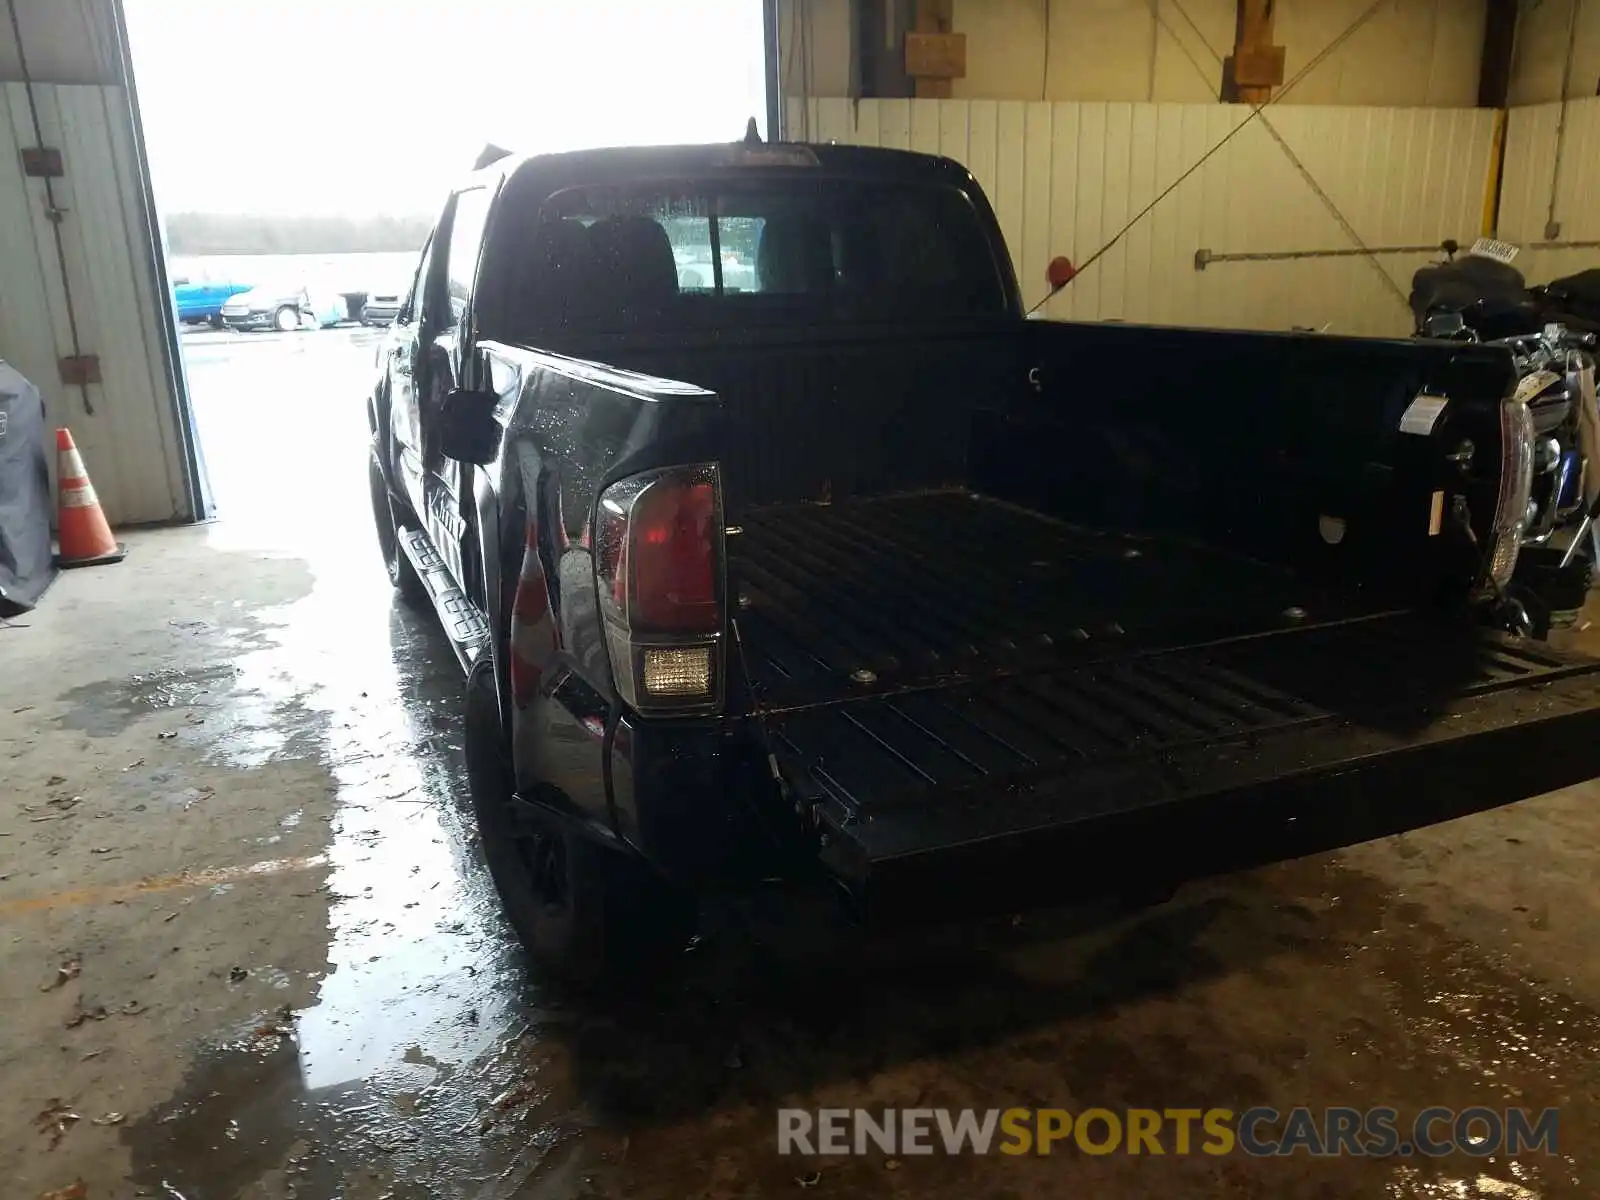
xmin=165 ymin=212 xmax=432 ymax=255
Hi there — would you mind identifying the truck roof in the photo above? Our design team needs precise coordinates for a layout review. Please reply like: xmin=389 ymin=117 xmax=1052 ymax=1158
xmin=462 ymin=141 xmax=980 ymax=198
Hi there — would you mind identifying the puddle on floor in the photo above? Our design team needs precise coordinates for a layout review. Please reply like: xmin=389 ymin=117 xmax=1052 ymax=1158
xmin=57 ymin=663 xmax=245 ymax=737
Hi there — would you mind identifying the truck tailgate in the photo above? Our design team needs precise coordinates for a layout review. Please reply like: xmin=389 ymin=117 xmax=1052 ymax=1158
xmin=731 ymin=494 xmax=1600 ymax=922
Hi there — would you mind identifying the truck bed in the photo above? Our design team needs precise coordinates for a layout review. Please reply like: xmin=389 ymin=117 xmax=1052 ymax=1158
xmin=730 ymin=492 xmax=1600 ymax=921
xmin=732 ymin=490 xmax=1398 ymax=708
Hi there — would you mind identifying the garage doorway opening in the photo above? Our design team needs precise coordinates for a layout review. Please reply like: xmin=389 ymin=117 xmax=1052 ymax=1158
xmin=121 ymin=0 xmax=771 ymax=541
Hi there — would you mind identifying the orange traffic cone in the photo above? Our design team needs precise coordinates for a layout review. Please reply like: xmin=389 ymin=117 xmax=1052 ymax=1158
xmin=56 ymin=427 xmax=125 ymax=568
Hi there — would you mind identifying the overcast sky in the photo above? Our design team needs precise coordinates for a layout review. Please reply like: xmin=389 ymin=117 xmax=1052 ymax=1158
xmin=124 ymin=0 xmax=767 ymax=216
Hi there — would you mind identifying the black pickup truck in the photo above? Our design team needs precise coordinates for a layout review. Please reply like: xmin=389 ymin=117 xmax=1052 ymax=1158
xmin=367 ymin=139 xmax=1600 ymax=982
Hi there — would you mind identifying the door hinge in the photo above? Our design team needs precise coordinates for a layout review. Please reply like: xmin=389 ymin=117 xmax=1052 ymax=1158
xmin=59 ymin=355 xmax=101 ymax=386
xmin=21 ymin=147 xmax=63 ymax=177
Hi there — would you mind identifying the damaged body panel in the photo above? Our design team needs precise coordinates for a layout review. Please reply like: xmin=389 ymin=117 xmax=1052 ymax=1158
xmin=366 ymin=140 xmax=1600 ymax=977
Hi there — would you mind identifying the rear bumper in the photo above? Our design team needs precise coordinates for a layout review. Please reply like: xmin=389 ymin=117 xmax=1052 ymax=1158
xmin=828 ymin=665 xmax=1600 ymax=926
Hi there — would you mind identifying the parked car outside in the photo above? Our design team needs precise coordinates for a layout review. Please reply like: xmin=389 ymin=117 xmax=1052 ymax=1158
xmin=220 ymin=284 xmax=346 ymax=332
xmin=172 ymin=277 xmax=252 ymax=326
xmin=360 ymin=288 xmax=405 ymax=326
xmin=671 ymin=246 xmax=756 ymax=293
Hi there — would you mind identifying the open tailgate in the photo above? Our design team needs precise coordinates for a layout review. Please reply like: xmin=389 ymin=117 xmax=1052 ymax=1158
xmin=762 ymin=615 xmax=1600 ymax=923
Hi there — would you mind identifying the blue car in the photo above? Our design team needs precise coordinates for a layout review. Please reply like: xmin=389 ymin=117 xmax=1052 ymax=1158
xmin=173 ymin=277 xmax=252 ymax=326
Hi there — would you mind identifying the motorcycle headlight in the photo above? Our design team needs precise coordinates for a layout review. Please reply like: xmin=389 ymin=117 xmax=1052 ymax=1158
xmin=1488 ymin=397 xmax=1535 ymax=587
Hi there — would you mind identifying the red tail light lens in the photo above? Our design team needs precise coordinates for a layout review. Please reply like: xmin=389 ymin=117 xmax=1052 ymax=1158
xmin=620 ymin=479 xmax=718 ymax=632
xmin=594 ymin=464 xmax=725 ymax=714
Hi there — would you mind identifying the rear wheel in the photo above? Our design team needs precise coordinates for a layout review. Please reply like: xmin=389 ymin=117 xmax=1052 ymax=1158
xmin=368 ymin=443 xmax=427 ymax=607
xmin=464 ymin=659 xmax=695 ymax=987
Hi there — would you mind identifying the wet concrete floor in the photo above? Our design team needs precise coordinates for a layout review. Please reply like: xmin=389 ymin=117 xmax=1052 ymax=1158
xmin=4 ymin=325 xmax=1600 ymax=1197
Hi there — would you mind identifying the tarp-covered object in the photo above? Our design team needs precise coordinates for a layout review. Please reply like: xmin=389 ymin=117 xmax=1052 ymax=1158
xmin=0 ymin=361 xmax=55 ymax=615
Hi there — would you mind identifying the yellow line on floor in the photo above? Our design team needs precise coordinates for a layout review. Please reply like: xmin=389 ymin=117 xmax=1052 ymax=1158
xmin=0 ymin=854 xmax=329 ymax=916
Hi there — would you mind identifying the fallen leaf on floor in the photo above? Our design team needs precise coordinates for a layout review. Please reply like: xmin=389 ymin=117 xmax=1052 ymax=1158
xmin=38 ymin=1180 xmax=86 ymax=1200
xmin=229 ymin=966 xmax=249 ymax=982
xmin=33 ymin=1100 xmax=81 ymax=1148
xmin=121 ymin=1000 xmax=148 ymax=1016
xmin=91 ymin=1112 xmax=124 ymax=1126
xmin=161 ymin=912 xmax=179 ymax=923
xmin=45 ymin=775 xmax=66 ymax=787
xmin=14 ymin=704 xmax=35 ymax=714
xmin=41 ymin=958 xmax=82 ymax=991
xmin=30 ymin=814 xmax=69 ymax=823
xmin=90 ymin=848 xmax=114 ymax=855
xmin=157 ymin=731 xmax=177 ymax=740
xmin=47 ymin=795 xmax=81 ymax=812
xmin=122 ymin=759 xmax=144 ymax=772
xmin=796 ymin=1173 xmax=822 ymax=1188
xmin=65 ymin=1004 xmax=108 ymax=1029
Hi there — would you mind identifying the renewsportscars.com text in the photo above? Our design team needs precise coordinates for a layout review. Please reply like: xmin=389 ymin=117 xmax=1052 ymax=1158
xmin=777 ymin=1106 xmax=1559 ymax=1158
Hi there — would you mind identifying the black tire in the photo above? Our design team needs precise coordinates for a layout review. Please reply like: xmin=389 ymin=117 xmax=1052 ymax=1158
xmin=208 ymin=313 xmax=224 ymax=329
xmin=368 ymin=442 xmax=428 ymax=607
xmin=464 ymin=659 xmax=695 ymax=987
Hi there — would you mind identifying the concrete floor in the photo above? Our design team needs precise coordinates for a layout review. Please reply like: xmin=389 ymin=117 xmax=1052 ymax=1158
xmin=4 ymin=325 xmax=1600 ymax=1198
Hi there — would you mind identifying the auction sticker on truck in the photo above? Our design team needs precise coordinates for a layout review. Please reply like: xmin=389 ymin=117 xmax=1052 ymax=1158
xmin=1399 ymin=393 xmax=1448 ymax=436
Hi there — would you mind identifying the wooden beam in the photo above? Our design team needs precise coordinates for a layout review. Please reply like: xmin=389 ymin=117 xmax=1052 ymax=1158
xmin=905 ymin=31 xmax=966 ymax=81
xmin=1223 ymin=0 xmax=1285 ymax=104
xmin=908 ymin=0 xmax=963 ymax=99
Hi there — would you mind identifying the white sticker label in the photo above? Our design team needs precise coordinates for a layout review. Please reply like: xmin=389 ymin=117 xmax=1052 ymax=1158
xmin=1468 ymin=237 xmax=1520 ymax=264
xmin=1513 ymin=369 xmax=1561 ymax=404
xmin=1400 ymin=393 xmax=1448 ymax=436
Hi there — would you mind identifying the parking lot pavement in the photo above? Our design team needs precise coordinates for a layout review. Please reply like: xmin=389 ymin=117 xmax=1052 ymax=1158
xmin=3 ymin=327 xmax=1600 ymax=1198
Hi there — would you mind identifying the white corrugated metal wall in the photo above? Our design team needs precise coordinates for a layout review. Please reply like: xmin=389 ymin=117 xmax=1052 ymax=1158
xmin=1499 ymin=96 xmax=1600 ymax=286
xmin=0 ymin=81 xmax=187 ymax=525
xmin=789 ymin=96 xmax=1495 ymax=336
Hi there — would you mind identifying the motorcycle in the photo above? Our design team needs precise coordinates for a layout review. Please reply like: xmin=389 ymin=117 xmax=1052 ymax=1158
xmin=1410 ymin=239 xmax=1600 ymax=629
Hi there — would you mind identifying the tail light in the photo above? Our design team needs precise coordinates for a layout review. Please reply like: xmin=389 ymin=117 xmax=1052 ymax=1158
xmin=594 ymin=463 xmax=725 ymax=714
xmin=1487 ymin=397 xmax=1535 ymax=588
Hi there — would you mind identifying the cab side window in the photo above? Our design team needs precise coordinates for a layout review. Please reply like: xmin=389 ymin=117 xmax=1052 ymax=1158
xmin=402 ymin=233 xmax=434 ymax=325
xmin=445 ymin=187 xmax=493 ymax=327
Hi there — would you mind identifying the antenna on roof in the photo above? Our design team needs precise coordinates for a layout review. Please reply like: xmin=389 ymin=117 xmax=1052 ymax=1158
xmin=743 ymin=117 xmax=764 ymax=145
xmin=473 ymin=143 xmax=513 ymax=171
